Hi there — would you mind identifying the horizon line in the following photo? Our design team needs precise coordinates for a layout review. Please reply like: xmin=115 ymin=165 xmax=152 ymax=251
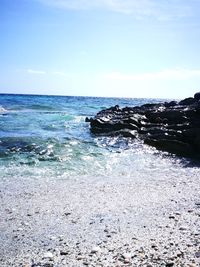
xmin=0 ymin=92 xmax=177 ymax=101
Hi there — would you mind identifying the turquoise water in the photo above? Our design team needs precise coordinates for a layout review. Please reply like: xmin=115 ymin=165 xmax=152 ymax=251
xmin=0 ymin=94 xmax=199 ymax=181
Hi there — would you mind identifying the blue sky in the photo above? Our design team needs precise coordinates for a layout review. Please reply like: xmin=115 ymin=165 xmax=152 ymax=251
xmin=1 ymin=0 xmax=200 ymax=98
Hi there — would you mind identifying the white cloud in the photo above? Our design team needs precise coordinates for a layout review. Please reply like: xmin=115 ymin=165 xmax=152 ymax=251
xmin=26 ymin=69 xmax=71 ymax=76
xmin=36 ymin=0 xmax=198 ymax=19
xmin=27 ymin=69 xmax=46 ymax=75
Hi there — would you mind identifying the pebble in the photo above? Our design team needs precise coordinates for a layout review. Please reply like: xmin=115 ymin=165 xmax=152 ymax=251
xmin=60 ymin=250 xmax=69 ymax=256
xmin=166 ymin=261 xmax=174 ymax=267
xmin=49 ymin=236 xmax=57 ymax=241
xmin=124 ymin=258 xmax=131 ymax=263
xmin=195 ymin=251 xmax=200 ymax=258
xmin=91 ymin=246 xmax=101 ymax=254
xmin=64 ymin=212 xmax=71 ymax=216
xmin=187 ymin=209 xmax=194 ymax=213
xmin=179 ymin=226 xmax=188 ymax=231
xmin=122 ymin=252 xmax=132 ymax=259
xmin=43 ymin=252 xmax=54 ymax=260
xmin=77 ymin=255 xmax=85 ymax=260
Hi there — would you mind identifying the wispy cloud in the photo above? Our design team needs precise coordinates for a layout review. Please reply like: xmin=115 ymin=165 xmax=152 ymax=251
xmin=26 ymin=69 xmax=70 ymax=76
xmin=27 ymin=69 xmax=46 ymax=75
xmin=36 ymin=0 xmax=198 ymax=19
xmin=103 ymin=69 xmax=200 ymax=81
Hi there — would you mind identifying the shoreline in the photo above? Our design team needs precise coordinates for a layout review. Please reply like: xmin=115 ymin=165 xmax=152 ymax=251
xmin=1 ymin=170 xmax=199 ymax=266
xmin=88 ymin=93 xmax=200 ymax=160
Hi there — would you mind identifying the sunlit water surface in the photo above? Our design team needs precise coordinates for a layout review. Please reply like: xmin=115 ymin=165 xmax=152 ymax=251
xmin=0 ymin=94 xmax=199 ymax=183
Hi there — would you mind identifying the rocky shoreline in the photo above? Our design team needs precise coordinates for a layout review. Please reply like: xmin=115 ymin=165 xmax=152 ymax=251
xmin=86 ymin=93 xmax=200 ymax=159
xmin=1 ymin=94 xmax=200 ymax=267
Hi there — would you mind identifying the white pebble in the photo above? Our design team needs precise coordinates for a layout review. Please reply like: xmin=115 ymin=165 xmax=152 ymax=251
xmin=43 ymin=252 xmax=54 ymax=259
xmin=122 ymin=253 xmax=132 ymax=259
xmin=91 ymin=246 xmax=101 ymax=253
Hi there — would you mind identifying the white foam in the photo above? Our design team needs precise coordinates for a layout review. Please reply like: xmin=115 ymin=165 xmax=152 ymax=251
xmin=0 ymin=106 xmax=7 ymax=113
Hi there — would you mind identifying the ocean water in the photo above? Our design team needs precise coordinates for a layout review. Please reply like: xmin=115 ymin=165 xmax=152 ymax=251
xmin=0 ymin=94 xmax=199 ymax=182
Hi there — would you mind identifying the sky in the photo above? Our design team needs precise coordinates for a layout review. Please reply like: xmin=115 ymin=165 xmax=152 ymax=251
xmin=1 ymin=0 xmax=200 ymax=99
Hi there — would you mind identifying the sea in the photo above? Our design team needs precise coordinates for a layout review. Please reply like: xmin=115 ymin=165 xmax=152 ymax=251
xmin=0 ymin=94 xmax=199 ymax=183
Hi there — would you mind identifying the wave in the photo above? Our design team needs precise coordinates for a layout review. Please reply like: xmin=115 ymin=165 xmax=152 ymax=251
xmin=0 ymin=106 xmax=7 ymax=113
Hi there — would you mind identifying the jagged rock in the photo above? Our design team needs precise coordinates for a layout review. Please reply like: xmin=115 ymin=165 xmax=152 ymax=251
xmin=87 ymin=92 xmax=200 ymax=159
xmin=194 ymin=92 xmax=200 ymax=100
xmin=85 ymin=117 xmax=92 ymax=122
xmin=164 ymin=101 xmax=177 ymax=107
xmin=144 ymin=139 xmax=194 ymax=156
xmin=179 ymin=97 xmax=195 ymax=106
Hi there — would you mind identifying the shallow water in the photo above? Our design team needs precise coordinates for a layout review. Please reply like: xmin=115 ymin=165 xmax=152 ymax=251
xmin=0 ymin=94 xmax=199 ymax=182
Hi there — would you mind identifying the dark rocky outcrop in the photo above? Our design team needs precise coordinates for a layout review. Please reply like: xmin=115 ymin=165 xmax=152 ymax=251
xmin=86 ymin=93 xmax=200 ymax=158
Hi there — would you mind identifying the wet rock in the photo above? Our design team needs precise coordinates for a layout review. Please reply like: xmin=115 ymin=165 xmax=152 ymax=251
xmin=145 ymin=139 xmax=194 ymax=156
xmin=89 ymin=92 xmax=200 ymax=159
xmin=85 ymin=117 xmax=92 ymax=122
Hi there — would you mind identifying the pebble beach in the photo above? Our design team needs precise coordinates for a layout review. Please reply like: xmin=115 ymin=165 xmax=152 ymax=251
xmin=1 ymin=164 xmax=200 ymax=267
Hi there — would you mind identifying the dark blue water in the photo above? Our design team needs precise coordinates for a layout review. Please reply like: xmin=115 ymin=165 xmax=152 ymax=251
xmin=0 ymin=94 xmax=198 ymax=181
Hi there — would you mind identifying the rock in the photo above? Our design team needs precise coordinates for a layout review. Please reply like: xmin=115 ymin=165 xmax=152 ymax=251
xmin=194 ymin=92 xmax=200 ymax=100
xmin=179 ymin=97 xmax=195 ymax=106
xmin=164 ymin=101 xmax=177 ymax=107
xmin=145 ymin=139 xmax=194 ymax=156
xmin=89 ymin=93 xmax=200 ymax=159
xmin=85 ymin=117 xmax=92 ymax=122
